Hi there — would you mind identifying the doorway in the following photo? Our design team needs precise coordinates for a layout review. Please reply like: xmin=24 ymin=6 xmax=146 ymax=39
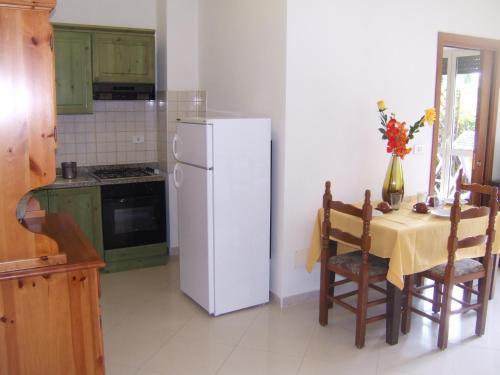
xmin=430 ymin=33 xmax=500 ymax=201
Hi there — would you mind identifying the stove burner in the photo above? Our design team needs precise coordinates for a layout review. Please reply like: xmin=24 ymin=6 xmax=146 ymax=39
xmin=91 ymin=167 xmax=155 ymax=180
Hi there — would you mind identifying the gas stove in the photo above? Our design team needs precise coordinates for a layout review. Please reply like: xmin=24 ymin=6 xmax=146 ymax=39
xmin=90 ymin=167 xmax=156 ymax=181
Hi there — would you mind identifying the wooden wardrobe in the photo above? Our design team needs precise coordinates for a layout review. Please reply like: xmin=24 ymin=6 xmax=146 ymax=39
xmin=0 ymin=1 xmax=105 ymax=374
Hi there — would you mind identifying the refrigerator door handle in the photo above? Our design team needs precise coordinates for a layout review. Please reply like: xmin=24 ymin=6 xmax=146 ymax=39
xmin=173 ymin=163 xmax=183 ymax=189
xmin=172 ymin=134 xmax=181 ymax=161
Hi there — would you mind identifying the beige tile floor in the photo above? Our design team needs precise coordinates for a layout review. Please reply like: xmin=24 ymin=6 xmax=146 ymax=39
xmin=101 ymin=257 xmax=500 ymax=375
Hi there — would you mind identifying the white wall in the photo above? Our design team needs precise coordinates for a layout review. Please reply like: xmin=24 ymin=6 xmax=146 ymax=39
xmin=167 ymin=0 xmax=199 ymax=90
xmin=50 ymin=0 xmax=157 ymax=29
xmin=198 ymin=0 xmax=288 ymax=296
xmin=283 ymin=0 xmax=500 ymax=298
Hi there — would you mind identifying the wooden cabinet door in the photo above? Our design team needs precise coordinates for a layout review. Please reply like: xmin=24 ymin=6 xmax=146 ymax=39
xmin=48 ymin=187 xmax=103 ymax=258
xmin=54 ymin=30 xmax=93 ymax=114
xmin=92 ymin=32 xmax=155 ymax=83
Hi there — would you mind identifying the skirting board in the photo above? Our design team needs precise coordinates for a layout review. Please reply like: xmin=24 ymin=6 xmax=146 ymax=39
xmin=270 ymin=289 xmax=319 ymax=309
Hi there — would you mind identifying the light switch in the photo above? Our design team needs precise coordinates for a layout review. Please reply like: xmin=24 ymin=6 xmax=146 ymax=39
xmin=132 ymin=135 xmax=145 ymax=144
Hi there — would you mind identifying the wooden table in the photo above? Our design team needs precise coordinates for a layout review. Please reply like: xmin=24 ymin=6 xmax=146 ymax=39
xmin=307 ymin=200 xmax=499 ymax=345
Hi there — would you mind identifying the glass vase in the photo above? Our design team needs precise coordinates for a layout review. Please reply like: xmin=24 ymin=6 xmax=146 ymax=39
xmin=382 ymin=154 xmax=404 ymax=203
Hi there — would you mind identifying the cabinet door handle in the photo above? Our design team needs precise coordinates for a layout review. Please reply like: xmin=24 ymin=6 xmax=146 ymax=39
xmin=46 ymin=126 xmax=57 ymax=142
xmin=49 ymin=33 xmax=54 ymax=51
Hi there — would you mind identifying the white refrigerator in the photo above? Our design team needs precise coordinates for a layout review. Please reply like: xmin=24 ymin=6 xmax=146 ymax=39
xmin=173 ymin=116 xmax=271 ymax=316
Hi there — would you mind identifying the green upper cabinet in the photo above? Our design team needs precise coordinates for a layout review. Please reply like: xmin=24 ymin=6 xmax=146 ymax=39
xmin=47 ymin=187 xmax=104 ymax=259
xmin=92 ymin=32 xmax=155 ymax=84
xmin=54 ymin=30 xmax=93 ymax=114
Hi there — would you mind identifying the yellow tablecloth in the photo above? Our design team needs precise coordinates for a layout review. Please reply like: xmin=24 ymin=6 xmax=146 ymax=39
xmin=306 ymin=200 xmax=499 ymax=290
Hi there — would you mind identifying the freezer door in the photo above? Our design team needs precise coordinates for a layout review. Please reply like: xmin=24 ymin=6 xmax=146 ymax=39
xmin=173 ymin=122 xmax=213 ymax=168
xmin=175 ymin=162 xmax=214 ymax=313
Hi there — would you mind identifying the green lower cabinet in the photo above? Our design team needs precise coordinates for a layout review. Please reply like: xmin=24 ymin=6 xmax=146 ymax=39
xmin=31 ymin=190 xmax=49 ymax=211
xmin=47 ymin=187 xmax=104 ymax=260
xmin=31 ymin=186 xmax=167 ymax=273
xmin=103 ymin=243 xmax=168 ymax=273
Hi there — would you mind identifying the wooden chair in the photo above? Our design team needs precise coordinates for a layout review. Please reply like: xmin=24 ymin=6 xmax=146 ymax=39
xmin=319 ymin=181 xmax=388 ymax=348
xmin=401 ymin=181 xmax=498 ymax=350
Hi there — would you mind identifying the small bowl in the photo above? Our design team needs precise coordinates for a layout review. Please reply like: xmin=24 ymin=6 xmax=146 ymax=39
xmin=413 ymin=202 xmax=429 ymax=214
xmin=376 ymin=201 xmax=393 ymax=214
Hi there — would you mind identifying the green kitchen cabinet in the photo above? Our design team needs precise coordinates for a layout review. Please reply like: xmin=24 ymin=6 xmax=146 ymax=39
xmin=31 ymin=190 xmax=49 ymax=211
xmin=47 ymin=187 xmax=103 ymax=259
xmin=54 ymin=29 xmax=93 ymax=114
xmin=92 ymin=32 xmax=155 ymax=84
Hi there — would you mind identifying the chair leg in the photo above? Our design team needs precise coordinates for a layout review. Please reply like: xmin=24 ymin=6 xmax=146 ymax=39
xmin=437 ymin=282 xmax=453 ymax=350
xmin=401 ymin=275 xmax=413 ymax=334
xmin=319 ymin=263 xmax=329 ymax=326
xmin=355 ymin=276 xmax=369 ymax=349
xmin=475 ymin=277 xmax=490 ymax=336
xmin=415 ymin=275 xmax=424 ymax=292
xmin=432 ymin=282 xmax=442 ymax=313
xmin=476 ymin=255 xmax=494 ymax=336
xmin=328 ymin=272 xmax=335 ymax=309
xmin=489 ymin=255 xmax=498 ymax=300
xmin=463 ymin=281 xmax=473 ymax=304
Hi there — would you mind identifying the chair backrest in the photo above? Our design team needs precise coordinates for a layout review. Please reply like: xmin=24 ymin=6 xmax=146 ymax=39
xmin=446 ymin=171 xmax=498 ymax=271
xmin=322 ymin=181 xmax=372 ymax=262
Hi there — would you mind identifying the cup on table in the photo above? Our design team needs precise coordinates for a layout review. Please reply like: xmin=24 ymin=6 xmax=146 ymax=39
xmin=417 ymin=191 xmax=428 ymax=203
xmin=426 ymin=195 xmax=443 ymax=208
xmin=390 ymin=192 xmax=403 ymax=210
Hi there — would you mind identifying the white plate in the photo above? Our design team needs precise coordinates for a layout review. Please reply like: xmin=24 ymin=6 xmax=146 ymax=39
xmin=372 ymin=210 xmax=384 ymax=217
xmin=430 ymin=208 xmax=451 ymax=218
xmin=444 ymin=198 xmax=468 ymax=205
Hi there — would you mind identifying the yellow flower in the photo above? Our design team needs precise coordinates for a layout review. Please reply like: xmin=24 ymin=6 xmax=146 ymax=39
xmin=377 ymin=100 xmax=386 ymax=112
xmin=424 ymin=107 xmax=436 ymax=125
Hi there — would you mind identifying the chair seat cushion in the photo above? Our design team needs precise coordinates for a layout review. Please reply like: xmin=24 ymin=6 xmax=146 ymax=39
xmin=328 ymin=251 xmax=388 ymax=276
xmin=427 ymin=258 xmax=485 ymax=279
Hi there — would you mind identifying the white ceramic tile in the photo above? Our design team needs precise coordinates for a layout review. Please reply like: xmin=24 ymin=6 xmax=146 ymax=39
xmin=96 ymin=122 xmax=107 ymax=134
xmin=96 ymin=112 xmax=106 ymax=122
xmin=146 ymin=151 xmax=157 ymax=162
xmin=75 ymin=134 xmax=86 ymax=144
xmin=64 ymin=133 xmax=76 ymax=143
xmin=145 ymin=101 xmax=156 ymax=112
xmin=105 ymin=361 xmax=139 ymax=375
xmin=142 ymin=334 xmax=234 ymax=375
xmin=126 ymin=111 xmax=136 ymax=123
xmin=126 ymin=122 xmax=136 ymax=132
xmin=86 ymin=154 xmax=97 ymax=165
xmin=106 ymin=152 xmax=117 ymax=164
xmin=76 ymin=143 xmax=86 ymax=153
xmin=117 ymin=151 xmax=127 ymax=163
xmin=217 ymin=347 xmax=302 ymax=375
xmin=126 ymin=151 xmax=137 ymax=162
xmin=97 ymin=152 xmax=107 ymax=164
xmin=94 ymin=101 xmax=106 ymax=112
xmin=175 ymin=307 xmax=261 ymax=346
xmin=97 ymin=143 xmax=107 ymax=153
xmin=134 ymin=101 xmax=145 ymax=111
xmin=115 ymin=112 xmax=127 ymax=123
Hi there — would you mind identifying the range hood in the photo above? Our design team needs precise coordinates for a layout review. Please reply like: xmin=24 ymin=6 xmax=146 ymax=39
xmin=93 ymin=83 xmax=155 ymax=100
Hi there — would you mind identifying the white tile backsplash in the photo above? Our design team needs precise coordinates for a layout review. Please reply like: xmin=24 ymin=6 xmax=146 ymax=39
xmin=56 ymin=100 xmax=158 ymax=167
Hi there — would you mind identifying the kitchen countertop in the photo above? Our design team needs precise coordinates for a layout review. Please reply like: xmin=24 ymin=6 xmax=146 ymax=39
xmin=36 ymin=166 xmax=166 ymax=190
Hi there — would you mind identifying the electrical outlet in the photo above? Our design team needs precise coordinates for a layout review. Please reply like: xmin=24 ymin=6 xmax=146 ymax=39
xmin=413 ymin=144 xmax=424 ymax=155
xmin=132 ymin=135 xmax=145 ymax=144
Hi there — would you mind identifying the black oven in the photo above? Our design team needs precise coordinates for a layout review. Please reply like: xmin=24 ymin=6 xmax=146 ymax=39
xmin=101 ymin=181 xmax=166 ymax=250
